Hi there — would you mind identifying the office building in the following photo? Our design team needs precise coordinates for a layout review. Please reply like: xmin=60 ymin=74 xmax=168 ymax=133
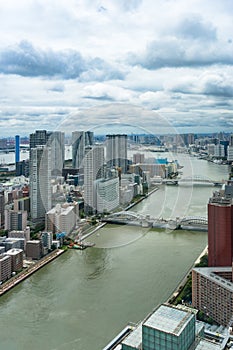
xmin=106 ymin=134 xmax=128 ymax=174
xmin=16 ymin=159 xmax=29 ymax=177
xmin=208 ymin=188 xmax=233 ymax=267
xmin=30 ymin=146 xmax=52 ymax=220
xmin=84 ymin=146 xmax=104 ymax=214
xmin=72 ymin=131 xmax=94 ymax=168
xmin=192 ymin=266 xmax=233 ymax=327
xmin=6 ymin=248 xmax=23 ymax=272
xmin=15 ymin=135 xmax=20 ymax=164
xmin=26 ymin=240 xmax=42 ymax=260
xmin=4 ymin=210 xmax=27 ymax=231
xmin=95 ymin=177 xmax=119 ymax=213
xmin=0 ymin=255 xmax=11 ymax=282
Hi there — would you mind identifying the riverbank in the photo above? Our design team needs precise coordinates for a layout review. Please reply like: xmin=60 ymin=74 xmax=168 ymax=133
xmin=167 ymin=244 xmax=208 ymax=305
xmin=0 ymin=249 xmax=65 ymax=296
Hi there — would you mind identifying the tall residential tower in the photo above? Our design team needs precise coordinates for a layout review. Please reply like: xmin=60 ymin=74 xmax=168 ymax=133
xmin=72 ymin=131 xmax=94 ymax=169
xmin=106 ymin=134 xmax=128 ymax=174
xmin=83 ymin=146 xmax=104 ymax=214
xmin=30 ymin=146 xmax=52 ymax=221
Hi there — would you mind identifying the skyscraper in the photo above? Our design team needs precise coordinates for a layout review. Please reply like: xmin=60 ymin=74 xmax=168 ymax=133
xmin=106 ymin=134 xmax=128 ymax=173
xmin=208 ymin=184 xmax=233 ymax=267
xmin=29 ymin=130 xmax=48 ymax=148
xmin=30 ymin=146 xmax=52 ymax=221
xmin=83 ymin=146 xmax=104 ymax=214
xmin=72 ymin=131 xmax=94 ymax=169
xmin=227 ymin=134 xmax=233 ymax=162
xmin=30 ymin=130 xmax=64 ymax=176
xmin=0 ymin=191 xmax=4 ymax=228
xmin=47 ymin=131 xmax=65 ymax=176
xmin=15 ymin=135 xmax=20 ymax=164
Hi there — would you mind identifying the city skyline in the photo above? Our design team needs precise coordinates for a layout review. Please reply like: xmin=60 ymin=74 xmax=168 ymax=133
xmin=0 ymin=0 xmax=233 ymax=137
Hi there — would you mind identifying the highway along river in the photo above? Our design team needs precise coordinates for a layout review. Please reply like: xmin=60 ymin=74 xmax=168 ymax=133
xmin=0 ymin=154 xmax=229 ymax=350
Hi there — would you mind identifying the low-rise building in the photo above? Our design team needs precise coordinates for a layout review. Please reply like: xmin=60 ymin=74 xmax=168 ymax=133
xmin=26 ymin=240 xmax=42 ymax=260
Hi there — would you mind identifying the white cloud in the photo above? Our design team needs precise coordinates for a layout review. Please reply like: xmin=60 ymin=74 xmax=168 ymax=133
xmin=0 ymin=0 xmax=233 ymax=136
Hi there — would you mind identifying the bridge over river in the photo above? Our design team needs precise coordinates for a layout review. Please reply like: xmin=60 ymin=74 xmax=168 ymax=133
xmin=162 ymin=175 xmax=223 ymax=187
xmin=101 ymin=211 xmax=208 ymax=231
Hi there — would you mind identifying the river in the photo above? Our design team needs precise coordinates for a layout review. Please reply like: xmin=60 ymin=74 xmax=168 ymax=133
xmin=0 ymin=154 xmax=229 ymax=350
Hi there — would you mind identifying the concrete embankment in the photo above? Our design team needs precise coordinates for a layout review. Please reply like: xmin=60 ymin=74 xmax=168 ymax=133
xmin=0 ymin=249 xmax=65 ymax=297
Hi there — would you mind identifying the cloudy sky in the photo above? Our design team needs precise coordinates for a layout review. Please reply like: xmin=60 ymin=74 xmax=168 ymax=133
xmin=0 ymin=0 xmax=233 ymax=137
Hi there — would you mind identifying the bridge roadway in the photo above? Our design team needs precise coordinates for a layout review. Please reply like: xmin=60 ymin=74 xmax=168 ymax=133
xmin=161 ymin=175 xmax=224 ymax=187
xmin=101 ymin=212 xmax=208 ymax=231
xmin=162 ymin=178 xmax=223 ymax=187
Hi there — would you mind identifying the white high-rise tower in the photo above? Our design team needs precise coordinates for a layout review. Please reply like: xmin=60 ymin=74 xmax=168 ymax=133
xmin=72 ymin=131 xmax=94 ymax=169
xmin=30 ymin=146 xmax=52 ymax=220
xmin=83 ymin=146 xmax=104 ymax=214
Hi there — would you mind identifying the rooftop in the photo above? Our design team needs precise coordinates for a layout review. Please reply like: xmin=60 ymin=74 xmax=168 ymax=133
xmin=195 ymin=339 xmax=221 ymax=350
xmin=143 ymin=304 xmax=194 ymax=336
xmin=193 ymin=266 xmax=233 ymax=292
xmin=6 ymin=248 xmax=23 ymax=256
xmin=121 ymin=323 xmax=142 ymax=349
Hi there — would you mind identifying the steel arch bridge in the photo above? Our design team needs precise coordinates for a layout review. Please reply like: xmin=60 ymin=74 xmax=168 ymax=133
xmin=180 ymin=216 xmax=207 ymax=225
xmin=107 ymin=211 xmax=145 ymax=221
xmin=178 ymin=175 xmax=214 ymax=184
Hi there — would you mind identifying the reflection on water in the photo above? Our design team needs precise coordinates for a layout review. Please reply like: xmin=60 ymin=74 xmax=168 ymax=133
xmin=89 ymin=225 xmax=148 ymax=249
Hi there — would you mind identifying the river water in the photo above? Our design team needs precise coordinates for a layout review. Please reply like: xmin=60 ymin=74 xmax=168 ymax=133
xmin=0 ymin=154 xmax=229 ymax=350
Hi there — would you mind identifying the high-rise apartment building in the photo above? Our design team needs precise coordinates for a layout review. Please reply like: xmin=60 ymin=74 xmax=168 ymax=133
xmin=48 ymin=131 xmax=65 ymax=176
xmin=72 ymin=131 xmax=94 ymax=168
xmin=106 ymin=134 xmax=128 ymax=174
xmin=46 ymin=203 xmax=78 ymax=235
xmin=83 ymin=146 xmax=104 ymax=214
xmin=208 ymin=187 xmax=233 ymax=267
xmin=192 ymin=265 xmax=233 ymax=327
xmin=30 ymin=130 xmax=64 ymax=176
xmin=30 ymin=146 xmax=52 ymax=220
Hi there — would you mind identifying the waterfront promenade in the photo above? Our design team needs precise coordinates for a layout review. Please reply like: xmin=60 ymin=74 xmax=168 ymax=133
xmin=0 ymin=249 xmax=65 ymax=296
